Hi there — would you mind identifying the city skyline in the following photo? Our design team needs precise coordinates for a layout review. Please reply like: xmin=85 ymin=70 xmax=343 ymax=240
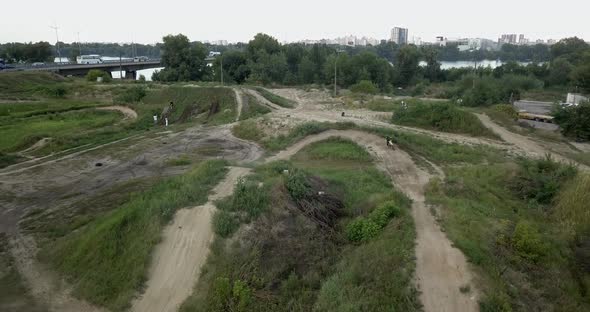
xmin=1 ymin=0 xmax=589 ymax=44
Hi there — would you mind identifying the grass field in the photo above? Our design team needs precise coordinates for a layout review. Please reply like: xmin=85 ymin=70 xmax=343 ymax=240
xmin=40 ymin=160 xmax=228 ymax=311
xmin=0 ymin=72 xmax=66 ymax=99
xmin=426 ymin=160 xmax=590 ymax=311
xmin=0 ymin=109 xmax=121 ymax=155
xmin=253 ymin=87 xmax=296 ymax=108
xmin=392 ymin=101 xmax=500 ymax=139
xmin=181 ymin=139 xmax=419 ymax=311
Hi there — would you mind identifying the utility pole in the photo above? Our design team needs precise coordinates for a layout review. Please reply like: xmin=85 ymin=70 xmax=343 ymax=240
xmin=220 ymin=55 xmax=224 ymax=86
xmin=119 ymin=50 xmax=123 ymax=79
xmin=334 ymin=50 xmax=344 ymax=97
xmin=50 ymin=24 xmax=62 ymax=64
xmin=77 ymin=32 xmax=82 ymax=56
xmin=334 ymin=56 xmax=338 ymax=96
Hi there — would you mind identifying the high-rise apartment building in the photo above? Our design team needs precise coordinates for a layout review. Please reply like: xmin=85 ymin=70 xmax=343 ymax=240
xmin=390 ymin=27 xmax=408 ymax=45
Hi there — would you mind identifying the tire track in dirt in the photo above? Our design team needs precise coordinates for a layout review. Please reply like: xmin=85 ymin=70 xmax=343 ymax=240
xmin=96 ymin=106 xmax=138 ymax=119
xmin=10 ymin=234 xmax=107 ymax=312
xmin=233 ymin=89 xmax=243 ymax=122
xmin=267 ymin=129 xmax=479 ymax=312
xmin=131 ymin=167 xmax=251 ymax=312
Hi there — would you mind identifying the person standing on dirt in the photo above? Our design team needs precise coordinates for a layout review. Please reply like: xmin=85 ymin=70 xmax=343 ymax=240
xmin=153 ymin=114 xmax=158 ymax=125
xmin=386 ymin=136 xmax=391 ymax=146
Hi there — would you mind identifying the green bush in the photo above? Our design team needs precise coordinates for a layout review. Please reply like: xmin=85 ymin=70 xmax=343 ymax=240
xmin=350 ymin=80 xmax=378 ymax=94
xmin=553 ymin=101 xmax=590 ymax=141
xmin=492 ymin=104 xmax=518 ymax=119
xmin=346 ymin=219 xmax=380 ymax=242
xmin=346 ymin=201 xmax=401 ymax=242
xmin=116 ymin=86 xmax=146 ymax=103
xmin=509 ymin=155 xmax=577 ymax=205
xmin=231 ymin=120 xmax=264 ymax=142
xmin=512 ymin=221 xmax=548 ymax=263
xmin=210 ymin=278 xmax=252 ymax=312
xmin=43 ymin=86 xmax=67 ymax=98
xmin=392 ymin=101 xmax=498 ymax=138
xmin=212 ymin=210 xmax=240 ymax=238
xmin=86 ymin=70 xmax=112 ymax=83
xmin=285 ymin=169 xmax=311 ymax=200
xmin=479 ymin=292 xmax=513 ymax=312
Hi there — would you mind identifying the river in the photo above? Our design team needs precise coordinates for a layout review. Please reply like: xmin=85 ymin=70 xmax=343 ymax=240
xmin=420 ymin=59 xmax=532 ymax=69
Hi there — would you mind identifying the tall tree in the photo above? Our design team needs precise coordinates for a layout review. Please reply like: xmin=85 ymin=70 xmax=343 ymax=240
xmin=155 ymin=34 xmax=209 ymax=81
xmin=394 ymin=45 xmax=420 ymax=87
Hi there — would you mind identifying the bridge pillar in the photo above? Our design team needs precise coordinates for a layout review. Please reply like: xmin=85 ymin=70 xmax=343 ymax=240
xmin=125 ymin=70 xmax=137 ymax=80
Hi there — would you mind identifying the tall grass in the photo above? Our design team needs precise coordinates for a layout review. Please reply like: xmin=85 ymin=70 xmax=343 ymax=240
xmin=231 ymin=119 xmax=265 ymax=142
xmin=253 ymin=87 xmax=296 ymax=108
xmin=426 ymin=163 xmax=589 ymax=311
xmin=293 ymin=137 xmax=372 ymax=162
xmin=42 ymin=160 xmax=228 ymax=311
xmin=392 ymin=101 xmax=499 ymax=139
xmin=263 ymin=121 xmax=356 ymax=151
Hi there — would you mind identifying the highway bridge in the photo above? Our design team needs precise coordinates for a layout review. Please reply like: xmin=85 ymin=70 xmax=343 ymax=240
xmin=1 ymin=59 xmax=163 ymax=79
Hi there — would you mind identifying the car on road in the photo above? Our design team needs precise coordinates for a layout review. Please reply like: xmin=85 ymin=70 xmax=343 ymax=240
xmin=0 ymin=58 xmax=15 ymax=70
xmin=32 ymin=62 xmax=45 ymax=67
xmin=133 ymin=56 xmax=149 ymax=62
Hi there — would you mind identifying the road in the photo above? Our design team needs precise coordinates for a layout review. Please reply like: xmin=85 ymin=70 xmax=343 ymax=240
xmin=514 ymin=100 xmax=554 ymax=115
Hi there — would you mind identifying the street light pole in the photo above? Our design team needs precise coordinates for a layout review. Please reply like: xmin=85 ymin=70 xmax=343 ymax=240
xmin=334 ymin=56 xmax=338 ymax=96
xmin=334 ymin=50 xmax=344 ymax=97
xmin=50 ymin=24 xmax=61 ymax=65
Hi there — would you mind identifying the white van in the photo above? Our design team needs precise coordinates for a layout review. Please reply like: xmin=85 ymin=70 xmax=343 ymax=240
xmin=77 ymin=55 xmax=104 ymax=65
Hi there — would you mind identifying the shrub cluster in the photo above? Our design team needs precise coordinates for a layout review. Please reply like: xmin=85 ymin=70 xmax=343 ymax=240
xmin=346 ymin=201 xmax=401 ymax=242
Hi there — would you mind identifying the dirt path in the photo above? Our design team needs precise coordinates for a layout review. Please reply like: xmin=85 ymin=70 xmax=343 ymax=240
xmin=476 ymin=113 xmax=589 ymax=170
xmin=131 ymin=167 xmax=251 ymax=312
xmin=96 ymin=106 xmax=138 ymax=119
xmin=268 ymin=129 xmax=479 ymax=312
xmin=233 ymin=89 xmax=243 ymax=122
xmin=10 ymin=234 xmax=106 ymax=312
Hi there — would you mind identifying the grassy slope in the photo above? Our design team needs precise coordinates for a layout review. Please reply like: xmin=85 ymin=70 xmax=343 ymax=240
xmin=253 ymin=87 xmax=296 ymax=108
xmin=426 ymin=163 xmax=590 ymax=312
xmin=181 ymin=139 xmax=419 ymax=311
xmin=41 ymin=160 xmax=228 ymax=311
xmin=392 ymin=101 xmax=499 ymax=139
xmin=239 ymin=93 xmax=271 ymax=121
xmin=0 ymin=72 xmax=65 ymax=99
xmin=142 ymin=86 xmax=236 ymax=126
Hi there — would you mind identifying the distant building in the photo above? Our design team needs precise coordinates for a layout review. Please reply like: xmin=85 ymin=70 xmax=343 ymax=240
xmin=499 ymin=34 xmax=518 ymax=45
xmin=390 ymin=27 xmax=408 ymax=45
xmin=547 ymin=39 xmax=557 ymax=45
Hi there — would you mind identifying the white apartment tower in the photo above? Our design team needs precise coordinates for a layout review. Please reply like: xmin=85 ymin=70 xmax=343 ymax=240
xmin=390 ymin=27 xmax=408 ymax=45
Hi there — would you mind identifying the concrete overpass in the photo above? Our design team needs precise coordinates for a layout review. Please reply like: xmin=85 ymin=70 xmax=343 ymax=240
xmin=4 ymin=60 xmax=163 ymax=79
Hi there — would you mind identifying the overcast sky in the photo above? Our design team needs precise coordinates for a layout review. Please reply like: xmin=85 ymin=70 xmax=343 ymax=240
xmin=1 ymin=0 xmax=588 ymax=44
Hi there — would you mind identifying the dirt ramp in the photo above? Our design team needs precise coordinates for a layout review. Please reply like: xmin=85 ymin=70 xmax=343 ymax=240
xmin=131 ymin=167 xmax=251 ymax=312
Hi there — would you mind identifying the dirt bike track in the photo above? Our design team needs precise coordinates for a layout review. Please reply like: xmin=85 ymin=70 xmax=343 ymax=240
xmin=268 ymin=129 xmax=479 ymax=312
xmin=7 ymin=87 xmax=590 ymax=312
